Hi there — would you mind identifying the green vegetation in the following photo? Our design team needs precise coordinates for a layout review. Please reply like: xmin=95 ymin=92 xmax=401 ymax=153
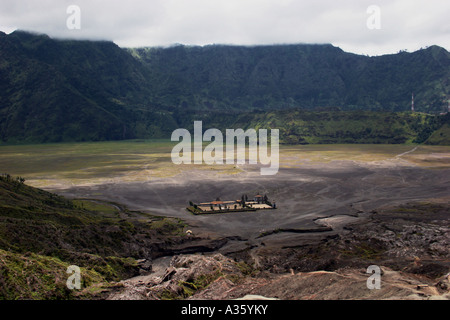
xmin=0 ymin=31 xmax=449 ymax=144
xmin=217 ymin=110 xmax=450 ymax=145
xmin=186 ymin=206 xmax=202 ymax=215
xmin=0 ymin=248 xmax=107 ymax=300
xmin=340 ymin=244 xmax=384 ymax=260
xmin=0 ymin=174 xmax=187 ymax=299
xmin=148 ymin=217 xmax=187 ymax=236
xmin=425 ymin=123 xmax=450 ymax=145
xmin=236 ymin=260 xmax=256 ymax=276
xmin=129 ymin=44 xmax=449 ymax=113
xmin=176 ymin=270 xmax=224 ymax=299
xmin=72 ymin=200 xmax=120 ymax=217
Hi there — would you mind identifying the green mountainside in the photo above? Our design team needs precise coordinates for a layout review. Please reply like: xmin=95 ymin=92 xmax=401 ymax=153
xmin=0 ymin=30 xmax=449 ymax=144
xmin=174 ymin=109 xmax=450 ymax=145
xmin=129 ymin=43 xmax=449 ymax=112
xmin=0 ymin=174 xmax=187 ymax=299
xmin=425 ymin=123 xmax=450 ymax=145
xmin=0 ymin=30 xmax=159 ymax=143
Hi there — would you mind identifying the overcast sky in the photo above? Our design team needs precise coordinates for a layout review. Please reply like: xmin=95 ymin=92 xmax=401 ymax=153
xmin=0 ymin=0 xmax=449 ymax=56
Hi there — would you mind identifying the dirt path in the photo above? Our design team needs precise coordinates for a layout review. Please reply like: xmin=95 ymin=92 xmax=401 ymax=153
xmin=395 ymin=145 xmax=419 ymax=158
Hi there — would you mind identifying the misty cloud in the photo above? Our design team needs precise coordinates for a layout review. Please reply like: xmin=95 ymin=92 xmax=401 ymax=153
xmin=0 ymin=0 xmax=448 ymax=56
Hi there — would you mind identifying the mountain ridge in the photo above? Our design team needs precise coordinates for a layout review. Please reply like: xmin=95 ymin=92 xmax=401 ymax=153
xmin=0 ymin=31 xmax=449 ymax=144
xmin=127 ymin=42 xmax=449 ymax=111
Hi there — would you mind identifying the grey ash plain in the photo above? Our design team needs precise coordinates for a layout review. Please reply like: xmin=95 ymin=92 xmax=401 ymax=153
xmin=54 ymin=159 xmax=450 ymax=247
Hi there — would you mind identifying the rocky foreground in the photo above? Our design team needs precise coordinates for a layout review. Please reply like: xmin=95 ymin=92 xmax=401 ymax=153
xmin=106 ymin=253 xmax=449 ymax=300
xmin=105 ymin=201 xmax=450 ymax=300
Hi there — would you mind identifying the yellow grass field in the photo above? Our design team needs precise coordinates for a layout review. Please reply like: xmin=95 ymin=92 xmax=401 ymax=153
xmin=0 ymin=140 xmax=448 ymax=189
